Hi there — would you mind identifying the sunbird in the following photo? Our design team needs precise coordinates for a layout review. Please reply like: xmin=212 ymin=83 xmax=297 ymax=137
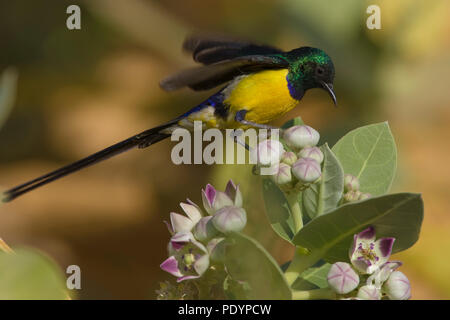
xmin=3 ymin=35 xmax=336 ymax=202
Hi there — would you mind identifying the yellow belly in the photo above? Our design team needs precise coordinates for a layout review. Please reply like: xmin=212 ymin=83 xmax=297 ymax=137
xmin=224 ymin=69 xmax=298 ymax=126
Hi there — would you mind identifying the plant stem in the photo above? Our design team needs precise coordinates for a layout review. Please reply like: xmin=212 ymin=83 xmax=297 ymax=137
xmin=283 ymin=192 xmax=316 ymax=286
xmin=284 ymin=248 xmax=320 ymax=286
xmin=292 ymin=288 xmax=336 ymax=300
xmin=286 ymin=192 xmax=303 ymax=232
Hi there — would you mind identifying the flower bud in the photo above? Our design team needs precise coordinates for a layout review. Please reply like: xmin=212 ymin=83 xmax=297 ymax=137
xmin=292 ymin=157 xmax=322 ymax=183
xmin=343 ymin=190 xmax=362 ymax=203
xmin=327 ymin=262 xmax=360 ymax=294
xmin=283 ymin=125 xmax=320 ymax=149
xmin=250 ymin=139 xmax=284 ymax=167
xmin=344 ymin=174 xmax=360 ymax=192
xmin=383 ymin=271 xmax=411 ymax=300
xmin=224 ymin=180 xmax=243 ymax=207
xmin=193 ymin=216 xmax=218 ymax=241
xmin=357 ymin=285 xmax=381 ymax=300
xmin=212 ymin=191 xmax=234 ymax=212
xmin=359 ymin=192 xmax=372 ymax=201
xmin=212 ymin=206 xmax=247 ymax=233
xmin=281 ymin=151 xmax=297 ymax=166
xmin=271 ymin=163 xmax=292 ymax=185
xmin=202 ymin=182 xmax=243 ymax=215
xmin=298 ymin=146 xmax=324 ymax=164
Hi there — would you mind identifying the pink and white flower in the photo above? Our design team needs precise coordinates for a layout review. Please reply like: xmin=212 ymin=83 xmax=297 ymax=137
xmin=160 ymin=231 xmax=209 ymax=282
xmin=349 ymin=226 xmax=395 ymax=274
xmin=161 ymin=180 xmax=248 ymax=283
xmin=367 ymin=260 xmax=402 ymax=287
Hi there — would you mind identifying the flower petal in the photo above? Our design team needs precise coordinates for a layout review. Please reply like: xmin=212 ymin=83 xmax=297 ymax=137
xmin=375 ymin=261 xmax=403 ymax=284
xmin=357 ymin=226 xmax=376 ymax=241
xmin=163 ymin=220 xmax=174 ymax=235
xmin=204 ymin=184 xmax=216 ymax=206
xmin=170 ymin=212 xmax=195 ymax=233
xmin=186 ymin=198 xmax=204 ymax=216
xmin=160 ymin=256 xmax=183 ymax=277
xmin=225 ymin=180 xmax=237 ymax=198
xmin=375 ymin=237 xmax=395 ymax=258
xmin=170 ymin=231 xmax=194 ymax=250
xmin=351 ymin=256 xmax=372 ymax=274
xmin=177 ymin=275 xmax=200 ymax=282
xmin=212 ymin=191 xmax=234 ymax=211
xmin=202 ymin=185 xmax=216 ymax=215
xmin=180 ymin=202 xmax=202 ymax=224
xmin=348 ymin=234 xmax=359 ymax=259
xmin=193 ymin=254 xmax=210 ymax=276
xmin=225 ymin=180 xmax=243 ymax=207
xmin=171 ymin=231 xmax=192 ymax=243
xmin=233 ymin=185 xmax=243 ymax=207
xmin=186 ymin=198 xmax=197 ymax=206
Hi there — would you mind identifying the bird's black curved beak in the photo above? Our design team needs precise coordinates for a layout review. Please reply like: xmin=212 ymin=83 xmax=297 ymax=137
xmin=321 ymin=81 xmax=337 ymax=106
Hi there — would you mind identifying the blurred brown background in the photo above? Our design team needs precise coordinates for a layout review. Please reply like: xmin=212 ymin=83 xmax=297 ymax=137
xmin=0 ymin=0 xmax=449 ymax=299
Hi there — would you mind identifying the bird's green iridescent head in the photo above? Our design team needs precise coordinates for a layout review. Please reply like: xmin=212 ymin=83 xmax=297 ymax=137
xmin=283 ymin=47 xmax=336 ymax=105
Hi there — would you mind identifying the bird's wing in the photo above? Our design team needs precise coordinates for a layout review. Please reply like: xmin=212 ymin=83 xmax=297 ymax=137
xmin=160 ymin=55 xmax=289 ymax=91
xmin=183 ymin=34 xmax=284 ymax=65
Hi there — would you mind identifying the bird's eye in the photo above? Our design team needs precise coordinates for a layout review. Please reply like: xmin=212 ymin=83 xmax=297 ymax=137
xmin=316 ymin=67 xmax=324 ymax=75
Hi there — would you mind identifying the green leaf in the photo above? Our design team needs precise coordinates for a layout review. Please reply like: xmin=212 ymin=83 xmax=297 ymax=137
xmin=282 ymin=116 xmax=304 ymax=129
xmin=224 ymin=233 xmax=292 ymax=299
xmin=0 ymin=248 xmax=68 ymax=299
xmin=292 ymin=193 xmax=424 ymax=264
xmin=293 ymin=263 xmax=331 ymax=290
xmin=0 ymin=67 xmax=18 ymax=130
xmin=332 ymin=122 xmax=397 ymax=195
xmin=303 ymin=144 xmax=344 ymax=219
xmin=262 ymin=179 xmax=295 ymax=243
